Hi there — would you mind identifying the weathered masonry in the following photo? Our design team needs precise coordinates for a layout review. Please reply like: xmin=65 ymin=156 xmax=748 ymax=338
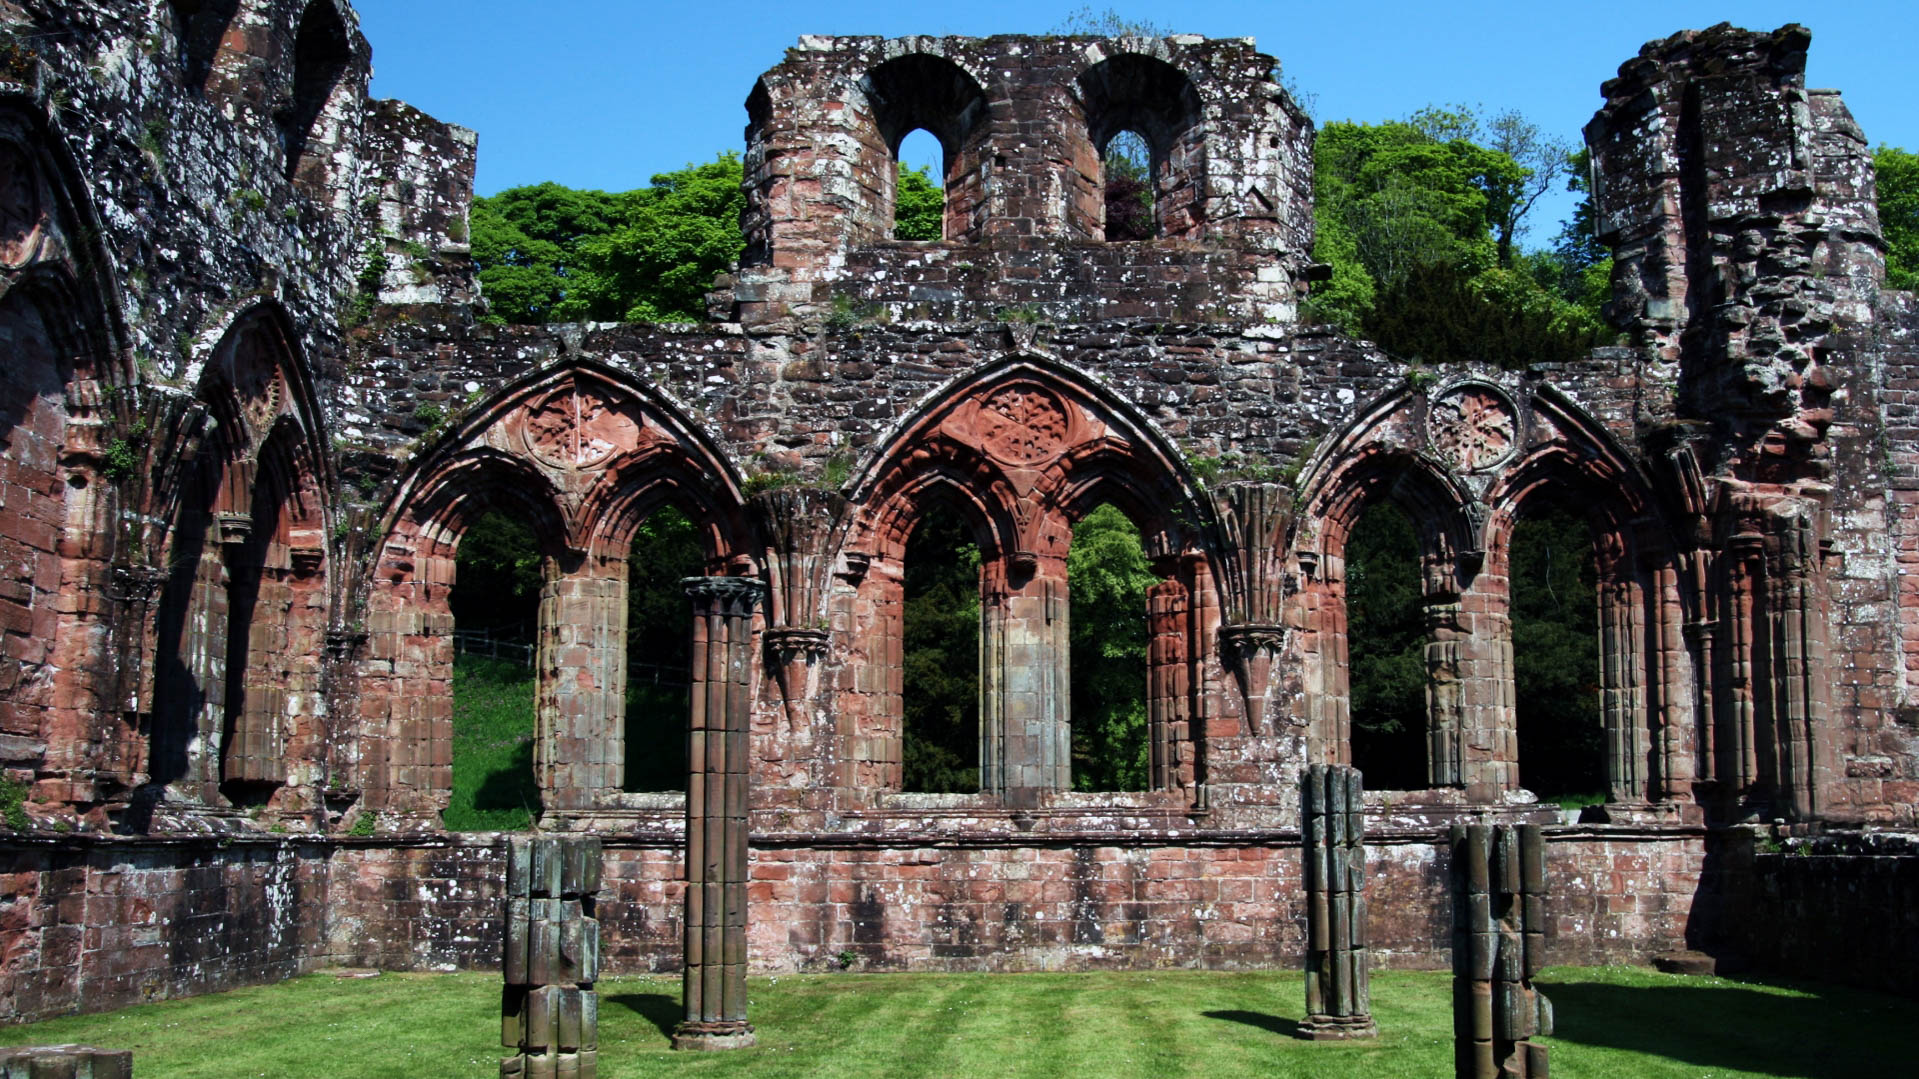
xmin=1 ymin=2 xmax=1916 ymax=1024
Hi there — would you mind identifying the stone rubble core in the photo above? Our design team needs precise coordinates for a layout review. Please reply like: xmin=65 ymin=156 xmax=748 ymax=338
xmin=1450 ymin=823 xmax=1552 ymax=1079
xmin=500 ymin=835 xmax=603 ymax=1079
xmin=0 ymin=0 xmax=1916 ymax=1030
xmin=1299 ymin=764 xmax=1374 ymax=1039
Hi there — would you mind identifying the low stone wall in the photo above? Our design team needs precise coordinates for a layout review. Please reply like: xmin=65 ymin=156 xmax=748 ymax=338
xmin=1715 ymin=831 xmax=1919 ymax=996
xmin=0 ymin=837 xmax=328 ymax=1024
xmin=2 ymin=826 xmax=1709 ymax=1024
xmin=308 ymin=827 xmax=1705 ymax=976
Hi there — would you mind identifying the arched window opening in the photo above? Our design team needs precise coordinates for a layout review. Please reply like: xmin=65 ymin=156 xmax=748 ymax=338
xmin=279 ymin=1 xmax=350 ymax=183
xmin=622 ymin=504 xmax=704 ymax=793
xmin=1101 ymin=129 xmax=1156 ymax=241
xmin=901 ymin=502 xmax=982 ymax=793
xmin=445 ymin=511 xmax=542 ymax=830
xmin=894 ymin=128 xmax=945 ymax=241
xmin=1511 ymin=506 xmax=1605 ymax=806
xmin=1345 ymin=502 xmax=1427 ymax=790
xmin=1078 ymin=53 xmax=1204 ymax=241
xmin=165 ymin=0 xmax=238 ymax=94
xmin=1068 ymin=502 xmax=1153 ymax=791
xmin=860 ymin=54 xmax=988 ymax=245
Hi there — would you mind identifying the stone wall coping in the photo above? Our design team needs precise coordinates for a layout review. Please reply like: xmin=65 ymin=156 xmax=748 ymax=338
xmin=0 ymin=820 xmax=1709 ymax=858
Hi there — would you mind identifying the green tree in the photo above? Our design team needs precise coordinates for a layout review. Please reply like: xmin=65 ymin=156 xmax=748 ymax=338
xmin=895 ymin=162 xmax=945 ymax=241
xmin=624 ymin=506 xmax=705 ymax=792
xmin=468 ymin=182 xmax=620 ymax=324
xmin=450 ymin=511 xmax=543 ymax=633
xmin=1306 ymin=115 xmax=1606 ymax=365
xmin=902 ymin=506 xmax=982 ymax=793
xmin=1510 ymin=508 xmax=1603 ymax=802
xmin=575 ymin=155 xmax=746 ymax=322
xmin=1877 ymin=145 xmax=1919 ymax=292
xmin=1343 ymin=503 xmax=1428 ymax=791
xmin=1068 ymin=504 xmax=1156 ymax=791
xmin=470 ymin=155 xmax=745 ymax=325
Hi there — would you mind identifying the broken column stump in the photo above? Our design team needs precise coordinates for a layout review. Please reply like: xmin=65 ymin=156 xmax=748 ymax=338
xmin=1450 ymin=822 xmax=1552 ymax=1079
xmin=1300 ymin=763 xmax=1376 ymax=1039
xmin=501 ymin=835 xmax=603 ymax=1079
xmin=0 ymin=1046 xmax=133 ymax=1078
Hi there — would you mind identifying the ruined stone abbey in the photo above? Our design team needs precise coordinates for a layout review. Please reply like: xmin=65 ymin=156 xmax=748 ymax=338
xmin=1 ymin=0 xmax=1915 ymax=1026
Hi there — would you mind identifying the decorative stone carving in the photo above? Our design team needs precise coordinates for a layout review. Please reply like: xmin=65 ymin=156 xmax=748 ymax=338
xmin=977 ymin=384 xmax=1070 ymax=467
xmin=1451 ymin=822 xmax=1552 ymax=1079
xmin=522 ymin=382 xmax=642 ymax=473
xmin=1301 ymin=764 xmax=1375 ymax=1040
xmin=1429 ymin=385 xmax=1518 ymax=473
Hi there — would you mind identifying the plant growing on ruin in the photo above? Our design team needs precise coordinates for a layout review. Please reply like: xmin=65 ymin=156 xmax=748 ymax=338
xmin=347 ymin=812 xmax=376 ymax=837
xmin=0 ymin=776 xmax=29 ymax=831
xmin=102 ymin=417 xmax=149 ymax=485
xmin=821 ymin=451 xmax=854 ymax=489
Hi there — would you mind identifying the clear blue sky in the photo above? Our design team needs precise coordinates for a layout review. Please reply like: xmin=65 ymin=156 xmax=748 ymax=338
xmin=357 ymin=1 xmax=1918 ymax=248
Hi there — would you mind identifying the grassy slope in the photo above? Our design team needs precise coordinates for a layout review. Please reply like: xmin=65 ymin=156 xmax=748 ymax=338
xmin=445 ymin=654 xmax=538 ymax=832
xmin=2 ymin=967 xmax=1909 ymax=1078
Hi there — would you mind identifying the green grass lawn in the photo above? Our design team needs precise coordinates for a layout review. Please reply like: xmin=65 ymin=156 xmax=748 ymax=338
xmin=446 ymin=654 xmax=539 ymax=832
xmin=1 ymin=966 xmax=1908 ymax=1078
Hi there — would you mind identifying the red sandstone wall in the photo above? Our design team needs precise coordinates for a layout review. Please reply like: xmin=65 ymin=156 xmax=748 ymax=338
xmin=0 ymin=838 xmax=326 ymax=1022
xmin=307 ymin=829 xmax=1701 ymax=981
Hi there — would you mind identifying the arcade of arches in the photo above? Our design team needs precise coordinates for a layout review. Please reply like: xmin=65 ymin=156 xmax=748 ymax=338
xmin=2 ymin=4 xmax=1917 ymax=1025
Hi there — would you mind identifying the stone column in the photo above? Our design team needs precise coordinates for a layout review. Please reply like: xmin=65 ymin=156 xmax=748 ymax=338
xmin=1301 ymin=764 xmax=1375 ymax=1039
xmin=1597 ymin=570 xmax=1646 ymax=803
xmin=1720 ymin=533 xmax=1766 ymax=799
xmin=1767 ymin=506 xmax=1827 ymax=820
xmin=1423 ymin=594 xmax=1465 ymax=788
xmin=1450 ymin=822 xmax=1552 ymax=1079
xmin=537 ymin=559 xmax=628 ymax=810
xmin=674 ymin=576 xmax=765 ymax=1051
xmin=502 ymin=835 xmax=602 ymax=1078
xmin=1146 ymin=571 xmax=1192 ymax=790
xmin=980 ymin=555 xmax=1070 ymax=801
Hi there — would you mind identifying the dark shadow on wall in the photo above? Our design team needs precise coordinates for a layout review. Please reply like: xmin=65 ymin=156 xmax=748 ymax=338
xmin=1537 ymin=976 xmax=1919 ymax=1079
xmin=605 ymin=992 xmax=680 ymax=1040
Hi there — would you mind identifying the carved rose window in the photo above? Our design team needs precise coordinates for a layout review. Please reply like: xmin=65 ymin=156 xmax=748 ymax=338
xmin=1428 ymin=386 xmax=1518 ymax=473
xmin=977 ymin=385 xmax=1069 ymax=467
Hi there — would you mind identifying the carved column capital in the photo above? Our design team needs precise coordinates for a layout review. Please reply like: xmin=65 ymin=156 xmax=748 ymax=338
xmin=682 ymin=575 xmax=767 ymax=616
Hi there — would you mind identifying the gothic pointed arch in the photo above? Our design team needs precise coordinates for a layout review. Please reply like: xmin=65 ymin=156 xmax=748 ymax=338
xmin=148 ymin=301 xmax=333 ymax=810
xmin=1291 ymin=380 xmax=1493 ymax=793
xmin=362 ymin=358 xmax=751 ymax=822
xmin=839 ymin=355 xmax=1216 ymax=800
xmin=0 ymin=95 xmax=148 ymax=806
xmin=1482 ymin=382 xmax=1691 ymax=807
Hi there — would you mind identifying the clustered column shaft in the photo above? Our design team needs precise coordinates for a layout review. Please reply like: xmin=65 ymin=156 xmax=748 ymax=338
xmin=674 ymin=576 xmax=766 ymax=1051
xmin=501 ymin=835 xmax=603 ymax=1079
xmin=1301 ymin=763 xmax=1375 ymax=1039
xmin=1450 ymin=822 xmax=1552 ymax=1079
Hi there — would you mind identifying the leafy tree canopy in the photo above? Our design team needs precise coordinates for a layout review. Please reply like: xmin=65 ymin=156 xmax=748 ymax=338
xmin=1068 ymin=503 xmax=1155 ymax=791
xmin=894 ymin=163 xmax=945 ymax=241
xmin=1306 ymin=109 xmax=1607 ymax=367
xmin=1877 ymin=145 xmax=1919 ymax=292
xmin=471 ymin=155 xmax=745 ymax=325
